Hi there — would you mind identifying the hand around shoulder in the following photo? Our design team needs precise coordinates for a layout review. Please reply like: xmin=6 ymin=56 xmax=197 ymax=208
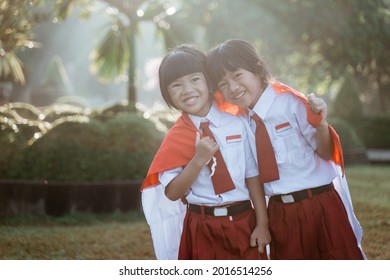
xmin=307 ymin=93 xmax=328 ymax=128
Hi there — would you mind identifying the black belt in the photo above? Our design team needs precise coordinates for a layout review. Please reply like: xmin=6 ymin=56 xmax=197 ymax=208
xmin=188 ymin=200 xmax=252 ymax=217
xmin=270 ymin=183 xmax=334 ymax=204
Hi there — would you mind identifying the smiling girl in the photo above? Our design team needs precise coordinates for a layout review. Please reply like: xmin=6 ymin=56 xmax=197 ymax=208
xmin=141 ymin=44 xmax=270 ymax=260
xmin=207 ymin=39 xmax=365 ymax=260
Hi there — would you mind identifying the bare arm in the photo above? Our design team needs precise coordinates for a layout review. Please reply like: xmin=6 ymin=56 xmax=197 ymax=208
xmin=165 ymin=134 xmax=219 ymax=201
xmin=246 ymin=176 xmax=271 ymax=254
xmin=308 ymin=93 xmax=334 ymax=160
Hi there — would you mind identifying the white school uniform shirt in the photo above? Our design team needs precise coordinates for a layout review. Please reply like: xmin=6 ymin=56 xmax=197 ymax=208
xmin=159 ymin=104 xmax=259 ymax=206
xmin=242 ymin=84 xmax=365 ymax=257
xmin=244 ymin=84 xmax=337 ymax=196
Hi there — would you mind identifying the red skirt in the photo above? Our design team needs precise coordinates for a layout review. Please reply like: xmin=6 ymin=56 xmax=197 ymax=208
xmin=178 ymin=207 xmax=268 ymax=260
xmin=268 ymin=187 xmax=364 ymax=259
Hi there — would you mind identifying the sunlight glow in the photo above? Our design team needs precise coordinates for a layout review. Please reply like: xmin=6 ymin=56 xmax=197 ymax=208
xmin=166 ymin=7 xmax=176 ymax=16
xmin=111 ymin=24 xmax=119 ymax=31
xmin=105 ymin=6 xmax=118 ymax=15
xmin=158 ymin=21 xmax=170 ymax=29
xmin=137 ymin=9 xmax=144 ymax=17
xmin=38 ymin=123 xmax=47 ymax=130
xmin=143 ymin=111 xmax=150 ymax=119
xmin=12 ymin=124 xmax=18 ymax=132
xmin=120 ymin=75 xmax=128 ymax=82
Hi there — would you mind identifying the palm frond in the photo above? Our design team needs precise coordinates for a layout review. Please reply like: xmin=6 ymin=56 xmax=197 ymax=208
xmin=0 ymin=51 xmax=25 ymax=84
xmin=90 ymin=23 xmax=131 ymax=83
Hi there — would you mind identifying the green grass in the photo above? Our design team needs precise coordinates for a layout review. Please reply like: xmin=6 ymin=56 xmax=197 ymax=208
xmin=0 ymin=165 xmax=389 ymax=260
xmin=0 ymin=212 xmax=155 ymax=260
xmin=344 ymin=165 xmax=390 ymax=260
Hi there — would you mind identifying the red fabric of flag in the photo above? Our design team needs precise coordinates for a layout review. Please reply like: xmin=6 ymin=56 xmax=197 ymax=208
xmin=140 ymin=113 xmax=198 ymax=191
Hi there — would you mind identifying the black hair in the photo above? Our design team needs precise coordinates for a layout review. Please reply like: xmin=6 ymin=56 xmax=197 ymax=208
xmin=206 ymin=39 xmax=272 ymax=91
xmin=159 ymin=44 xmax=211 ymax=109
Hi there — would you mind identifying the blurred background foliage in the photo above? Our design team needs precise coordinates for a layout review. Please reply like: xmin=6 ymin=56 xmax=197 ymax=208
xmin=0 ymin=101 xmax=165 ymax=180
xmin=0 ymin=0 xmax=389 ymax=181
xmin=1 ymin=0 xmax=388 ymax=112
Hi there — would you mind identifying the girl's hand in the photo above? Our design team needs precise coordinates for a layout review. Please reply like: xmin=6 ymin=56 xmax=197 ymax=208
xmin=192 ymin=132 xmax=219 ymax=167
xmin=308 ymin=93 xmax=328 ymax=126
xmin=250 ymin=225 xmax=271 ymax=254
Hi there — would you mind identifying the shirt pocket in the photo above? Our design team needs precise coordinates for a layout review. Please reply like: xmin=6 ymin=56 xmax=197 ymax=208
xmin=273 ymin=130 xmax=314 ymax=169
xmin=218 ymin=133 xmax=243 ymax=149
xmin=270 ymin=121 xmax=295 ymax=164
xmin=273 ymin=121 xmax=294 ymax=137
xmin=271 ymin=126 xmax=301 ymax=165
xmin=287 ymin=145 xmax=314 ymax=169
xmin=216 ymin=130 xmax=246 ymax=181
xmin=273 ymin=138 xmax=287 ymax=164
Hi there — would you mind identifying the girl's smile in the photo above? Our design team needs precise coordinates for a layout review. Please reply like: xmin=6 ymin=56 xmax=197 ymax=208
xmin=168 ymin=72 xmax=211 ymax=117
xmin=218 ymin=68 xmax=263 ymax=109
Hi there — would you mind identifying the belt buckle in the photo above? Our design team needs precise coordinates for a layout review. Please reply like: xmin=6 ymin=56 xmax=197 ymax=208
xmin=213 ymin=207 xmax=228 ymax=216
xmin=281 ymin=194 xmax=295 ymax=203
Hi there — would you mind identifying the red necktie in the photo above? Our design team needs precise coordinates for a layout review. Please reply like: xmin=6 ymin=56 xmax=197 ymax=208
xmin=252 ymin=114 xmax=280 ymax=183
xmin=200 ymin=121 xmax=236 ymax=194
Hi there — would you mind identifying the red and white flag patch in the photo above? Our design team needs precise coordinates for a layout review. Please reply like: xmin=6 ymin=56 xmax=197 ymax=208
xmin=226 ymin=134 xmax=242 ymax=144
xmin=275 ymin=122 xmax=292 ymax=133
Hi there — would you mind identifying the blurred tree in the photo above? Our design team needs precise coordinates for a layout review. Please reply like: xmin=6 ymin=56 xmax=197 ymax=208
xmin=1 ymin=0 xmax=185 ymax=108
xmin=2 ymin=0 xmax=388 ymax=114
xmin=31 ymin=55 xmax=72 ymax=106
xmin=90 ymin=0 xmax=180 ymax=111
xmin=332 ymin=74 xmax=364 ymax=121
xmin=160 ymin=0 xmax=270 ymax=48
xmin=0 ymin=0 xmax=44 ymax=84
xmin=0 ymin=0 xmax=90 ymax=85
xmin=249 ymin=0 xmax=390 ymax=113
xmin=168 ymin=0 xmax=389 ymax=113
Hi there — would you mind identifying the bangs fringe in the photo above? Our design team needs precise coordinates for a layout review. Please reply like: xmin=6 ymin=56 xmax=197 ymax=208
xmin=160 ymin=52 xmax=207 ymax=87
xmin=207 ymin=49 xmax=239 ymax=90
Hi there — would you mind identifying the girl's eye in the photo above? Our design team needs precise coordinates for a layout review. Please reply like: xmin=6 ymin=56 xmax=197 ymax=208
xmin=234 ymin=72 xmax=242 ymax=79
xmin=192 ymin=77 xmax=200 ymax=83
xmin=218 ymin=82 xmax=227 ymax=89
xmin=171 ymin=83 xmax=181 ymax=88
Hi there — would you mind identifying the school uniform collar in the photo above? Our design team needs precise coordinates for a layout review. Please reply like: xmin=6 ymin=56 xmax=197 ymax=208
xmin=188 ymin=104 xmax=221 ymax=129
xmin=249 ymin=84 xmax=276 ymax=121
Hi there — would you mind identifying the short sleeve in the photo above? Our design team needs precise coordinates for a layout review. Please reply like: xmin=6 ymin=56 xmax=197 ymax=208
xmin=158 ymin=166 xmax=183 ymax=187
xmin=293 ymin=96 xmax=318 ymax=151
